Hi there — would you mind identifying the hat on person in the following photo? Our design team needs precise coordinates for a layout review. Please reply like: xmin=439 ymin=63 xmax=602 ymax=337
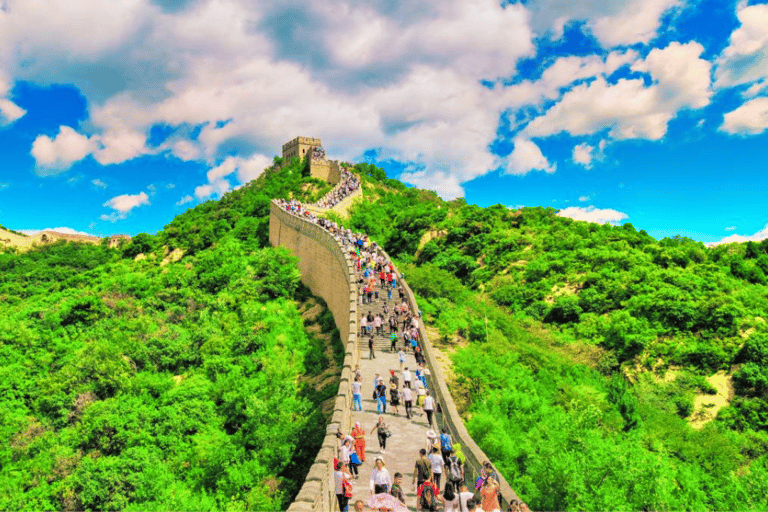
xmin=390 ymin=370 xmax=395 ymax=375
xmin=426 ymin=430 xmax=437 ymax=438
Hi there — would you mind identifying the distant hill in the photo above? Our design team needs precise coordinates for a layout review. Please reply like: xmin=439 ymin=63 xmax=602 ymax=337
xmin=0 ymin=225 xmax=103 ymax=252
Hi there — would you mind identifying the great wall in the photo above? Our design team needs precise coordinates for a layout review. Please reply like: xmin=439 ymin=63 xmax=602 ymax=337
xmin=270 ymin=137 xmax=526 ymax=511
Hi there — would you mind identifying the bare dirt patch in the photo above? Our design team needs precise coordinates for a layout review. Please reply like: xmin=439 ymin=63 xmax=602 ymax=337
xmin=688 ymin=371 xmax=734 ymax=429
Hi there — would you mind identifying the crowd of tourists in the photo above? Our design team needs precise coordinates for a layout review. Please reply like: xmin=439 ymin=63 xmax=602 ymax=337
xmin=311 ymin=145 xmax=327 ymax=160
xmin=317 ymin=169 xmax=360 ymax=208
xmin=277 ymin=189 xmax=526 ymax=512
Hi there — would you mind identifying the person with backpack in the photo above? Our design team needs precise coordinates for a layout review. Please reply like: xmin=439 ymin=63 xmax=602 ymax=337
xmin=334 ymin=461 xmax=353 ymax=512
xmin=446 ymin=448 xmax=464 ymax=487
xmin=416 ymin=479 xmax=442 ymax=512
xmin=440 ymin=428 xmax=453 ymax=464
xmin=412 ymin=448 xmax=433 ymax=490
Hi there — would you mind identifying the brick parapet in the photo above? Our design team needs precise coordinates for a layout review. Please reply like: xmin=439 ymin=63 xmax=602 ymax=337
xmin=271 ymin=200 xmax=358 ymax=512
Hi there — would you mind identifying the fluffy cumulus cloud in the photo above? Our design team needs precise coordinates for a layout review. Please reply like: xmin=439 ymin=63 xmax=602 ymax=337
xmin=572 ymin=143 xmax=594 ymax=168
xmin=708 ymin=223 xmax=768 ymax=246
xmin=557 ymin=205 xmax=628 ymax=225
xmin=194 ymin=154 xmax=271 ymax=200
xmin=505 ymin=138 xmax=555 ymax=175
xmin=91 ymin=179 xmax=107 ymax=189
xmin=721 ymin=97 xmax=768 ymax=135
xmin=525 ymin=0 xmax=682 ymax=47
xmin=30 ymin=126 xmax=97 ymax=175
xmin=0 ymin=76 xmax=26 ymax=125
xmin=101 ymin=191 xmax=150 ymax=221
xmin=525 ymin=42 xmax=712 ymax=141
xmin=714 ymin=2 xmax=768 ymax=89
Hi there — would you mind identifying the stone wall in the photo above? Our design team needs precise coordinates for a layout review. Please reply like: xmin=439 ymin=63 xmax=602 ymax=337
xmin=269 ymin=201 xmax=359 ymax=512
xmin=270 ymin=201 xmax=525 ymax=511
xmin=282 ymin=136 xmax=321 ymax=161
xmin=304 ymin=187 xmax=363 ymax=219
xmin=308 ymin=158 xmax=341 ymax=185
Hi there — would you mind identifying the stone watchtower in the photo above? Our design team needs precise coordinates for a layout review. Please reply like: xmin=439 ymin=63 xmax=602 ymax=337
xmin=282 ymin=136 xmax=341 ymax=185
xmin=282 ymin=136 xmax=321 ymax=161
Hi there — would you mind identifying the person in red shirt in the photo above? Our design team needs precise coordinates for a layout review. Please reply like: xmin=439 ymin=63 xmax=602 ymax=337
xmin=416 ymin=480 xmax=442 ymax=511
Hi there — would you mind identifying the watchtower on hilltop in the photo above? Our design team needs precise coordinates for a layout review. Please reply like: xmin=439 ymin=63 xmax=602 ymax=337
xmin=282 ymin=136 xmax=341 ymax=185
xmin=282 ymin=136 xmax=321 ymax=161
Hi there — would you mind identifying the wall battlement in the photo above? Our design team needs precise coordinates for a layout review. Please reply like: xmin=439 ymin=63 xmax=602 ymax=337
xmin=270 ymin=200 xmax=525 ymax=512
xmin=282 ymin=136 xmax=322 ymax=161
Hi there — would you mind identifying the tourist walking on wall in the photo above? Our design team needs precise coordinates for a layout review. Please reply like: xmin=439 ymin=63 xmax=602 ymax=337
xmin=412 ymin=448 xmax=433 ymax=489
xmin=440 ymin=428 xmax=453 ymax=464
xmin=352 ymin=375 xmax=362 ymax=411
xmin=423 ymin=390 xmax=436 ymax=428
xmin=369 ymin=335 xmax=375 ymax=360
xmin=335 ymin=461 xmax=352 ymax=512
xmin=480 ymin=477 xmax=500 ymax=512
xmin=375 ymin=378 xmax=387 ymax=414
xmin=351 ymin=421 xmax=366 ymax=463
xmin=402 ymin=385 xmax=413 ymax=419
xmin=369 ymin=456 xmax=392 ymax=495
xmin=428 ymin=446 xmax=444 ymax=488
xmin=371 ymin=416 xmax=389 ymax=454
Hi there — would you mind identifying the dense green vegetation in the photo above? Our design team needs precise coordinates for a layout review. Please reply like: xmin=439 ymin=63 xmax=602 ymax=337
xmin=3 ymin=152 xmax=768 ymax=510
xmin=0 ymin=157 xmax=342 ymax=510
xmin=341 ymin=169 xmax=768 ymax=510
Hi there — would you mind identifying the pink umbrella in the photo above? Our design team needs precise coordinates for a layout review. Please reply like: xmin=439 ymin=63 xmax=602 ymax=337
xmin=367 ymin=492 xmax=408 ymax=512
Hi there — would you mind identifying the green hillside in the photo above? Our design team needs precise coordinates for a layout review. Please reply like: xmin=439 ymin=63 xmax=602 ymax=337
xmin=0 ymin=157 xmax=342 ymax=510
xmin=335 ymin=166 xmax=768 ymax=510
xmin=2 ymin=156 xmax=767 ymax=511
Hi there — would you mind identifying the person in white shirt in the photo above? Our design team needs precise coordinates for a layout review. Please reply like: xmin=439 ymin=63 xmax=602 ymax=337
xmin=402 ymin=368 xmax=413 ymax=389
xmin=428 ymin=447 xmax=444 ymax=488
xmin=402 ymin=385 xmax=413 ymax=419
xmin=369 ymin=456 xmax=392 ymax=495
xmin=423 ymin=390 xmax=436 ymax=428
xmin=458 ymin=483 xmax=475 ymax=512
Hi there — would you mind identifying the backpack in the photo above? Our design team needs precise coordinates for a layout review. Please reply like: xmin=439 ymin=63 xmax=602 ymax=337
xmin=420 ymin=484 xmax=437 ymax=511
xmin=440 ymin=433 xmax=452 ymax=452
xmin=448 ymin=455 xmax=463 ymax=482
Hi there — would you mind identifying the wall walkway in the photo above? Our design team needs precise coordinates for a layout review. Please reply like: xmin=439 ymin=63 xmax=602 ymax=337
xmin=270 ymin=199 xmax=527 ymax=511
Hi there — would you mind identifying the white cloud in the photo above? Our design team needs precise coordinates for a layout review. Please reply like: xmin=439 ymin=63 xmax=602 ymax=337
xmin=725 ymin=226 xmax=737 ymax=231
xmin=20 ymin=227 xmax=96 ymax=236
xmin=557 ymin=205 xmax=628 ymax=225
xmin=721 ymin=96 xmax=768 ymax=135
xmin=708 ymin=223 xmax=768 ymax=246
xmin=0 ymin=182 xmax=8 ymax=190
xmin=91 ymin=178 xmax=107 ymax=189
xmin=176 ymin=195 xmax=194 ymax=206
xmin=397 ymin=169 xmax=465 ymax=200
xmin=525 ymin=42 xmax=712 ymax=141
xmin=714 ymin=3 xmax=768 ymax=89
xmin=0 ymin=76 xmax=26 ymax=125
xmin=101 ymin=191 xmax=149 ymax=221
xmin=505 ymin=137 xmax=555 ymax=175
xmin=30 ymin=126 xmax=96 ymax=174
xmin=579 ymin=195 xmax=590 ymax=202
xmin=572 ymin=143 xmax=594 ymax=168
xmin=525 ymin=0 xmax=682 ymax=47
xmin=193 ymin=153 xmax=271 ymax=200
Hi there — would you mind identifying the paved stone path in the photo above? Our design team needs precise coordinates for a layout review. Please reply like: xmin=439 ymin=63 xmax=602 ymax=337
xmin=346 ymin=295 xmax=433 ymax=511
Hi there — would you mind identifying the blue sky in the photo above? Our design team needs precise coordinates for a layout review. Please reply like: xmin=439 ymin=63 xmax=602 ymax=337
xmin=0 ymin=0 xmax=767 ymax=244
